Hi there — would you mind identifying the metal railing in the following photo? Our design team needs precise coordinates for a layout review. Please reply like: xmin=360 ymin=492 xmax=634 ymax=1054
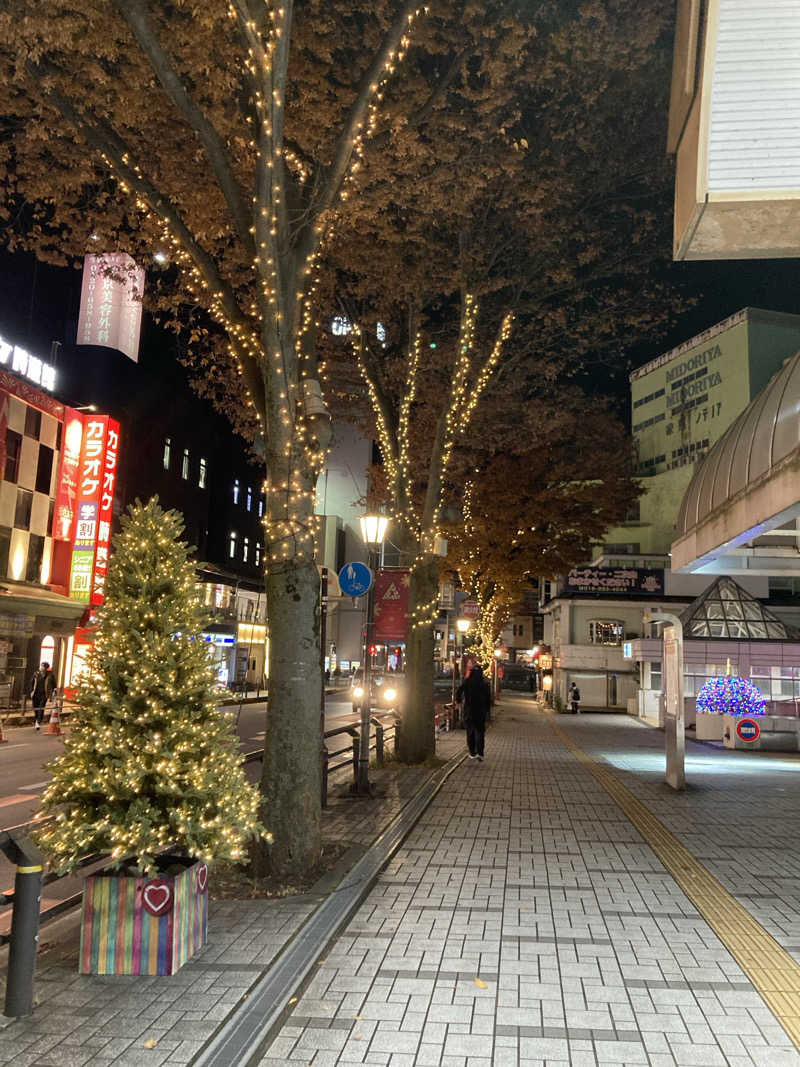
xmin=0 ymin=713 xmax=399 ymax=1016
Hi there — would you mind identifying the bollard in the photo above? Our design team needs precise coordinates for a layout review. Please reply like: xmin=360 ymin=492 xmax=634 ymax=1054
xmin=3 ymin=831 xmax=44 ymax=1018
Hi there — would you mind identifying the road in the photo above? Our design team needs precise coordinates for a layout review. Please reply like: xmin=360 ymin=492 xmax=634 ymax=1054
xmin=0 ymin=692 xmax=360 ymax=933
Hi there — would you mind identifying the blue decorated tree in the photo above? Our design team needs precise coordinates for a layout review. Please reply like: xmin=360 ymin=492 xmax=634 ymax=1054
xmin=696 ymin=675 xmax=766 ymax=717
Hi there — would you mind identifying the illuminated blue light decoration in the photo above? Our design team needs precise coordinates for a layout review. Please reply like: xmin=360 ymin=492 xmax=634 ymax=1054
xmin=696 ymin=675 xmax=766 ymax=716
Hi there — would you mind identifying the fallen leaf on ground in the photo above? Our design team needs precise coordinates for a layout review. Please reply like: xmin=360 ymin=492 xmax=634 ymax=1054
xmin=354 ymin=1036 xmax=362 ymax=1041
xmin=288 ymin=997 xmax=297 ymax=1004
xmin=474 ymin=977 xmax=488 ymax=989
xmin=143 ymin=1038 xmax=158 ymax=1049
xmin=354 ymin=1015 xmax=361 ymax=1020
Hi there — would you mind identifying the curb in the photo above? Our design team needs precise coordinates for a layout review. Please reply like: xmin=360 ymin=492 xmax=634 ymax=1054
xmin=193 ymin=746 xmax=468 ymax=1067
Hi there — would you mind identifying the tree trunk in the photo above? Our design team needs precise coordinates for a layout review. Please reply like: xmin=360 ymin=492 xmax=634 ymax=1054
xmin=398 ymin=554 xmax=438 ymax=763
xmin=256 ymin=553 xmax=322 ymax=877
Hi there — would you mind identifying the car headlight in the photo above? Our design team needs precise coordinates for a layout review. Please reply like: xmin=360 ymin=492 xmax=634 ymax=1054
xmin=353 ymin=686 xmax=364 ymax=699
xmin=383 ymin=688 xmax=397 ymax=703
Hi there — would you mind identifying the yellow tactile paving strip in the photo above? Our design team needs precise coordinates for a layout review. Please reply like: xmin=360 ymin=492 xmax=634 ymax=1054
xmin=549 ymin=719 xmax=800 ymax=1048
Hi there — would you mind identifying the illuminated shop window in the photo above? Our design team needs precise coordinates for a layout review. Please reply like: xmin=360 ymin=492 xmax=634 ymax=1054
xmin=246 ymin=486 xmax=252 ymax=511
xmin=163 ymin=437 xmax=171 ymax=470
xmin=233 ymin=479 xmax=240 ymax=504
xmin=199 ymin=457 xmax=207 ymax=489
xmin=588 ymin=620 xmax=624 ymax=646
xmin=229 ymin=531 xmax=237 ymax=559
xmin=181 ymin=448 xmax=190 ymax=480
xmin=243 ymin=537 xmax=249 ymax=563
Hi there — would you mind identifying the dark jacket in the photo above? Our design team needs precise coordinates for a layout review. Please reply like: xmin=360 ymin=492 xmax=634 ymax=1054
xmin=457 ymin=668 xmax=491 ymax=723
xmin=30 ymin=668 xmax=56 ymax=704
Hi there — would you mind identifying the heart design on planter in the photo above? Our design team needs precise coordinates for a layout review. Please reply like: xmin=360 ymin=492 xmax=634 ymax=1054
xmin=196 ymin=864 xmax=208 ymax=893
xmin=142 ymin=879 xmax=174 ymax=916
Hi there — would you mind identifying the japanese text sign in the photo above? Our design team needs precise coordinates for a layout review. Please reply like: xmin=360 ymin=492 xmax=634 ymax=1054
xmin=77 ymin=253 xmax=145 ymax=363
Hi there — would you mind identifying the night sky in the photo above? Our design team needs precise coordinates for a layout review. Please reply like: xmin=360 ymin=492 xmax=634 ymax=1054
xmin=2 ymin=237 xmax=800 ymax=431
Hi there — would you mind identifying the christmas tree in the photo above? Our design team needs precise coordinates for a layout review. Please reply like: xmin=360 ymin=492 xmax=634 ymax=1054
xmin=37 ymin=498 xmax=265 ymax=874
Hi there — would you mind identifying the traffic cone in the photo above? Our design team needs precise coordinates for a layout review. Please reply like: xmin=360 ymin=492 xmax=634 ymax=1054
xmin=46 ymin=700 xmax=61 ymax=736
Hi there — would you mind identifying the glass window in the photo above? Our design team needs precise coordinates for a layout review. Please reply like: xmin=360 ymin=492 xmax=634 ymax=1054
xmin=246 ymin=487 xmax=252 ymax=512
xmin=199 ymin=457 xmax=207 ymax=489
xmin=255 ymin=542 xmax=262 ymax=567
xmin=163 ymin=437 xmax=171 ymax=471
xmin=0 ymin=526 xmax=11 ymax=577
xmin=243 ymin=537 xmax=249 ymax=563
xmin=258 ymin=495 xmax=264 ymax=518
xmin=5 ymin=430 xmax=22 ymax=483
xmin=14 ymin=489 xmax=32 ymax=530
xmin=588 ymin=620 xmax=624 ymax=646
xmin=181 ymin=448 xmax=190 ymax=480
xmin=233 ymin=479 xmax=240 ymax=505
xmin=26 ymin=534 xmax=44 ymax=582
xmin=24 ymin=407 xmax=41 ymax=439
xmin=35 ymin=444 xmax=54 ymax=495
xmin=650 ymin=661 xmax=662 ymax=690
xmin=229 ymin=531 xmax=237 ymax=559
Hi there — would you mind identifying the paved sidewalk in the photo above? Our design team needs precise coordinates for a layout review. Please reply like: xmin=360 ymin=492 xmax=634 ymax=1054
xmin=0 ymin=730 xmax=464 ymax=1067
xmin=259 ymin=698 xmax=800 ymax=1067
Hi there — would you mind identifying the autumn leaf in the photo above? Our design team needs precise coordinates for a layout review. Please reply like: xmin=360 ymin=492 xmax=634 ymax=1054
xmin=474 ymin=977 xmax=488 ymax=989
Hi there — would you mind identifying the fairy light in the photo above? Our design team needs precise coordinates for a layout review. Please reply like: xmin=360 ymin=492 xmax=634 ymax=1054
xmin=35 ymin=500 xmax=267 ymax=875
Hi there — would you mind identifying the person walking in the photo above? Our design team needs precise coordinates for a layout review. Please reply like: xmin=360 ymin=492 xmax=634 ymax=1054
xmin=457 ymin=664 xmax=491 ymax=761
xmin=569 ymin=681 xmax=581 ymax=715
xmin=30 ymin=661 xmax=56 ymax=730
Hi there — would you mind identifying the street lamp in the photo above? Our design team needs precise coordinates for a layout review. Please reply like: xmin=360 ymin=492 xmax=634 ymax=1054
xmin=355 ymin=512 xmax=389 ymax=794
xmin=452 ymin=618 xmax=472 ymax=714
xmin=492 ymin=647 xmax=503 ymax=702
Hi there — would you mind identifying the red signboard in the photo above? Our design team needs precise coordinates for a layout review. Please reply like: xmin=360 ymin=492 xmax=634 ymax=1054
xmin=52 ymin=408 xmax=84 ymax=542
xmin=68 ymin=416 xmax=120 ymax=605
xmin=373 ymin=569 xmax=410 ymax=643
xmin=460 ymin=599 xmax=480 ymax=619
xmin=77 ymin=253 xmax=145 ymax=363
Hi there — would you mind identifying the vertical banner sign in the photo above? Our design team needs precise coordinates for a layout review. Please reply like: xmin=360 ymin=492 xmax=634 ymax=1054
xmin=52 ymin=408 xmax=84 ymax=542
xmin=77 ymin=253 xmax=145 ymax=363
xmin=373 ymin=569 xmax=411 ymax=643
xmin=0 ymin=389 xmax=10 ymax=483
xmin=69 ymin=417 xmax=108 ymax=603
xmin=91 ymin=418 xmax=120 ymax=606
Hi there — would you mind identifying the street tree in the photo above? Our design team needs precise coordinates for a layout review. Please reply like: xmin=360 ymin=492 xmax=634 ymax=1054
xmin=0 ymin=0 xmax=525 ymax=875
xmin=321 ymin=0 xmax=676 ymax=757
xmin=444 ymin=392 xmax=641 ymax=660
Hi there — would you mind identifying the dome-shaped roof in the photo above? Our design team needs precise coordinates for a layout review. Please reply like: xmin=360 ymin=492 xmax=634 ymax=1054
xmin=676 ymin=350 xmax=800 ymax=538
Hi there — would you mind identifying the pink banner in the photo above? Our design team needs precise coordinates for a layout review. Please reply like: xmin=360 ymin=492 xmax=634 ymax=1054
xmin=77 ymin=253 xmax=145 ymax=362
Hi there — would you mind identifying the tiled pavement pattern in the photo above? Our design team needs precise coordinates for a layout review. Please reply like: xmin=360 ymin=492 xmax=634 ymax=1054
xmin=0 ymin=732 xmax=464 ymax=1067
xmin=557 ymin=713 xmax=800 ymax=969
xmin=259 ymin=698 xmax=800 ymax=1067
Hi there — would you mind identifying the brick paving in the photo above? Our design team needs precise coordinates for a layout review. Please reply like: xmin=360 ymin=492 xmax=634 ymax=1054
xmin=0 ymin=730 xmax=463 ymax=1067
xmin=4 ymin=701 xmax=800 ymax=1066
xmin=258 ymin=698 xmax=800 ymax=1067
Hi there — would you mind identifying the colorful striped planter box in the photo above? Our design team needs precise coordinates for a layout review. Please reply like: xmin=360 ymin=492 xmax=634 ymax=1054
xmin=79 ymin=858 xmax=208 ymax=975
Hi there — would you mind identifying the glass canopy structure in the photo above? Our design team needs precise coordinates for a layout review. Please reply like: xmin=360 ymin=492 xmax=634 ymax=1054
xmin=680 ymin=576 xmax=796 ymax=640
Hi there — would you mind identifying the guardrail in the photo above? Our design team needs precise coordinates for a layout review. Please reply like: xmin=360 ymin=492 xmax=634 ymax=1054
xmin=0 ymin=713 xmax=399 ymax=1017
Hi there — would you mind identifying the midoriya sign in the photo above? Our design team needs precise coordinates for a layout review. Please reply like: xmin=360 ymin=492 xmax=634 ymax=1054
xmin=67 ymin=415 xmax=121 ymax=605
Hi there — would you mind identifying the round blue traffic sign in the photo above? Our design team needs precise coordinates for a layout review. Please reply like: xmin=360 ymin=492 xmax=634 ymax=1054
xmin=338 ymin=561 xmax=373 ymax=597
xmin=736 ymin=717 xmax=760 ymax=743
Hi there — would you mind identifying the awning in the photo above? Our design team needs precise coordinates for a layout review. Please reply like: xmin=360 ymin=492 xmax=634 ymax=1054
xmin=672 ymin=350 xmax=800 ymax=575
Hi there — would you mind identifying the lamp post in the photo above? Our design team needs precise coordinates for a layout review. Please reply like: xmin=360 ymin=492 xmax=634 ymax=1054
xmin=452 ymin=618 xmax=471 ymax=716
xmin=492 ymin=647 xmax=503 ymax=703
xmin=355 ymin=513 xmax=389 ymax=794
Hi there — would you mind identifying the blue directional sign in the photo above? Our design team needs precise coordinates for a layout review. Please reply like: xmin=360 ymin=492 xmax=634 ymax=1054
xmin=338 ymin=561 xmax=373 ymax=597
